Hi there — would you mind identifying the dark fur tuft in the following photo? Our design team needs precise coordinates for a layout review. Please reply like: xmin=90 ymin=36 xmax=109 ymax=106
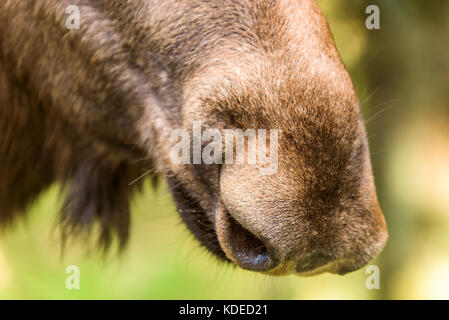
xmin=60 ymin=162 xmax=138 ymax=251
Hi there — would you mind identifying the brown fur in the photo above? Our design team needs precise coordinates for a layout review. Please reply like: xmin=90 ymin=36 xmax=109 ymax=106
xmin=0 ymin=0 xmax=387 ymax=275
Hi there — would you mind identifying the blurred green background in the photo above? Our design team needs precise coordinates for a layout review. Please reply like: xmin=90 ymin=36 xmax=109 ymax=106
xmin=1 ymin=0 xmax=449 ymax=299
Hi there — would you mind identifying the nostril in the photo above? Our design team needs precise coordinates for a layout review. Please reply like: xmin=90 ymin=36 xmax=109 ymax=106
xmin=227 ymin=214 xmax=273 ymax=271
xmin=216 ymin=207 xmax=277 ymax=272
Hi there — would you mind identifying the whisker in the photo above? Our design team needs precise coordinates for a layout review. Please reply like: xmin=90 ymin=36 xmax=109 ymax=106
xmin=360 ymin=87 xmax=379 ymax=106
xmin=128 ymin=168 xmax=155 ymax=186
xmin=129 ymin=156 xmax=150 ymax=164
xmin=365 ymin=99 xmax=399 ymax=124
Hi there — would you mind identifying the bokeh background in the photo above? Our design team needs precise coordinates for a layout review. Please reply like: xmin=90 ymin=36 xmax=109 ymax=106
xmin=1 ymin=0 xmax=449 ymax=299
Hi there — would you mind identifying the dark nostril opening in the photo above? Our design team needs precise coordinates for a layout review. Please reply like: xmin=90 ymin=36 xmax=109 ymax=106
xmin=224 ymin=211 xmax=277 ymax=272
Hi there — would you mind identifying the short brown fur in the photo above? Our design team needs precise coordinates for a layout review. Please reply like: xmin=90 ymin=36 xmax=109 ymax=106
xmin=0 ymin=0 xmax=387 ymax=275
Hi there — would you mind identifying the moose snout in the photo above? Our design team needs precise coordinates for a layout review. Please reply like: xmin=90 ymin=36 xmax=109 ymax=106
xmin=215 ymin=197 xmax=388 ymax=276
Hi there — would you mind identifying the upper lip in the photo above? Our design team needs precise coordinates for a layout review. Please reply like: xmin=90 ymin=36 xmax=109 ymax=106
xmin=295 ymin=251 xmax=336 ymax=273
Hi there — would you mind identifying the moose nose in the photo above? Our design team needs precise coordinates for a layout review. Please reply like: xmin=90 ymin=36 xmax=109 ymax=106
xmin=215 ymin=205 xmax=278 ymax=272
xmin=215 ymin=208 xmax=341 ymax=275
